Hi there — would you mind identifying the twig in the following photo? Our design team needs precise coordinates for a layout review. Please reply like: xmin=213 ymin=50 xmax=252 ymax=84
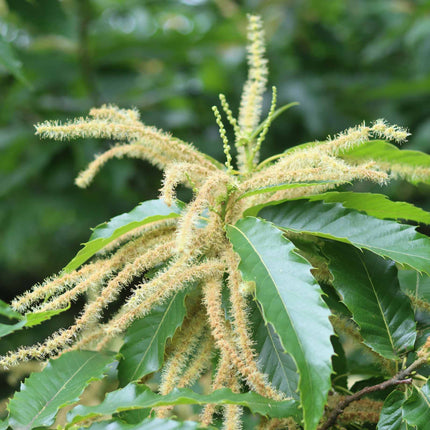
xmin=320 ymin=356 xmax=428 ymax=430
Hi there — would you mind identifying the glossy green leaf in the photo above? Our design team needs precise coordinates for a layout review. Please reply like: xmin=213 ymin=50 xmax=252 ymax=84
xmin=340 ymin=140 xmax=430 ymax=184
xmin=67 ymin=384 xmax=300 ymax=426
xmin=0 ymin=35 xmax=27 ymax=85
xmin=238 ymin=181 xmax=339 ymax=201
xmin=7 ymin=350 xmax=116 ymax=430
xmin=377 ymin=391 xmax=407 ymax=430
xmin=258 ymin=200 xmax=430 ymax=274
xmin=85 ymin=418 xmax=203 ymax=430
xmin=324 ymin=242 xmax=416 ymax=359
xmin=118 ymin=289 xmax=188 ymax=386
xmin=226 ymin=217 xmax=333 ymax=430
xmin=64 ymin=199 xmax=182 ymax=272
xmin=331 ymin=335 xmax=348 ymax=390
xmin=305 ymin=191 xmax=430 ymax=225
xmin=402 ymin=381 xmax=430 ymax=428
xmin=249 ymin=300 xmax=299 ymax=399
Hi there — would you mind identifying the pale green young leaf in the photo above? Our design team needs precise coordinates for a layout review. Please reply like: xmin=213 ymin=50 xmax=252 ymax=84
xmin=64 ymin=199 xmax=183 ymax=272
xmin=402 ymin=381 xmax=430 ymax=428
xmin=340 ymin=140 xmax=430 ymax=184
xmin=24 ymin=304 xmax=71 ymax=327
xmin=118 ymin=289 xmax=188 ymax=386
xmin=226 ymin=217 xmax=333 ymax=430
xmin=67 ymin=384 xmax=300 ymax=427
xmin=249 ymin=300 xmax=299 ymax=399
xmin=324 ymin=242 xmax=416 ymax=359
xmin=7 ymin=350 xmax=116 ymax=430
xmin=258 ymin=200 xmax=430 ymax=274
xmin=377 ymin=391 xmax=407 ymax=430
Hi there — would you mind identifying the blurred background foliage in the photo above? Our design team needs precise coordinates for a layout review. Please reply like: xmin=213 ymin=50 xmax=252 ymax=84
xmin=1 ymin=0 xmax=430 ymax=314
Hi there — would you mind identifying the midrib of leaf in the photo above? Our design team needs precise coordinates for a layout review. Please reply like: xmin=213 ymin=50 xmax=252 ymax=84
xmin=129 ymin=292 xmax=179 ymax=382
xmin=360 ymin=253 xmax=395 ymax=353
xmin=26 ymin=354 xmax=99 ymax=430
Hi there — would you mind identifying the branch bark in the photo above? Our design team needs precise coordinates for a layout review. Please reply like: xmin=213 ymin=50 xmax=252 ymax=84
xmin=319 ymin=356 xmax=428 ymax=430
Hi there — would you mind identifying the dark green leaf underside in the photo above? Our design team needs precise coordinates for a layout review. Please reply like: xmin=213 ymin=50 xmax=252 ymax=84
xmin=325 ymin=242 xmax=416 ymax=359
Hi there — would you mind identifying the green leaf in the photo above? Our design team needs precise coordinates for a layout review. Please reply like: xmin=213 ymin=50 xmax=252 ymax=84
xmin=0 ymin=35 xmax=28 ymax=85
xmin=24 ymin=304 xmax=71 ymax=327
xmin=304 ymin=191 xmax=430 ymax=225
xmin=340 ymin=140 xmax=430 ymax=184
xmin=249 ymin=300 xmax=299 ymax=399
xmin=226 ymin=217 xmax=333 ymax=430
xmin=85 ymin=418 xmax=204 ymax=429
xmin=402 ymin=381 xmax=430 ymax=428
xmin=0 ymin=301 xmax=70 ymax=338
xmin=324 ymin=242 xmax=416 ymax=359
xmin=67 ymin=384 xmax=300 ymax=427
xmin=0 ymin=420 xmax=8 ymax=430
xmin=258 ymin=200 xmax=430 ymax=274
xmin=64 ymin=199 xmax=182 ymax=272
xmin=331 ymin=335 xmax=348 ymax=390
xmin=118 ymin=289 xmax=188 ymax=386
xmin=377 ymin=391 xmax=407 ymax=430
xmin=7 ymin=350 xmax=116 ymax=430
xmin=238 ymin=181 xmax=339 ymax=201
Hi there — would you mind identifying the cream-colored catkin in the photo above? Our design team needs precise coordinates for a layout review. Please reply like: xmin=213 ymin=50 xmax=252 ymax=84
xmin=224 ymin=247 xmax=280 ymax=401
xmin=11 ymin=263 xmax=95 ymax=312
xmin=160 ymin=162 xmax=211 ymax=206
xmin=0 ymin=241 xmax=175 ymax=369
xmin=89 ymin=104 xmax=141 ymax=124
xmin=101 ymin=259 xmax=225 ymax=341
xmin=200 ymin=351 xmax=236 ymax=426
xmin=175 ymin=171 xmax=232 ymax=254
xmin=202 ymin=279 xmax=281 ymax=400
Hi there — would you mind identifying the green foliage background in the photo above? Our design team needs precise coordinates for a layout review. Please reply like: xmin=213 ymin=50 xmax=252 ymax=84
xmin=1 ymin=0 xmax=430 ymax=412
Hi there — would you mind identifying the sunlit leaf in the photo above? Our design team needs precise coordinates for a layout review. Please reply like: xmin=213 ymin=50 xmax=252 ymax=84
xmin=226 ymin=217 xmax=333 ymax=430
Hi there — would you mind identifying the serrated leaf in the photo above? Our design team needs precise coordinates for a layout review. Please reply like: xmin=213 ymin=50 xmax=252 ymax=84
xmin=67 ymin=384 xmax=300 ymax=427
xmin=118 ymin=289 xmax=188 ymax=386
xmin=331 ymin=335 xmax=348 ymax=390
xmin=249 ymin=300 xmax=299 ymax=399
xmin=402 ymin=381 xmax=430 ymax=428
xmin=64 ymin=199 xmax=182 ymax=272
xmin=305 ymin=191 xmax=430 ymax=225
xmin=0 ymin=35 xmax=28 ymax=85
xmin=258 ymin=200 xmax=430 ymax=274
xmin=24 ymin=304 xmax=71 ymax=327
xmin=324 ymin=242 xmax=416 ymax=359
xmin=85 ymin=418 xmax=204 ymax=429
xmin=377 ymin=391 xmax=407 ymax=430
xmin=226 ymin=217 xmax=333 ymax=430
xmin=7 ymin=350 xmax=116 ymax=430
xmin=340 ymin=140 xmax=430 ymax=184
